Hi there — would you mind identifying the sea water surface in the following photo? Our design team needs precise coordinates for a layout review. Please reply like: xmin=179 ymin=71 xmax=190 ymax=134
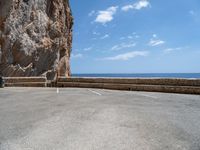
xmin=72 ymin=73 xmax=200 ymax=79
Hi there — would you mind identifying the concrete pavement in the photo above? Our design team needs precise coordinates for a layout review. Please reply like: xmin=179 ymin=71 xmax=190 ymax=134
xmin=0 ymin=87 xmax=200 ymax=150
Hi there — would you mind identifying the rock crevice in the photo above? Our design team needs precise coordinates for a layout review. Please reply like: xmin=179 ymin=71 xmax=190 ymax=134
xmin=0 ymin=0 xmax=73 ymax=79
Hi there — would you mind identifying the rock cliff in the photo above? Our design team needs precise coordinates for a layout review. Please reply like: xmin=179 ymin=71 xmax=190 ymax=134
xmin=0 ymin=0 xmax=73 ymax=79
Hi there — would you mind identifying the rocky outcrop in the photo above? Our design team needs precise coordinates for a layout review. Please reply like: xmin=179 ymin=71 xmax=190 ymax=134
xmin=0 ymin=0 xmax=73 ymax=79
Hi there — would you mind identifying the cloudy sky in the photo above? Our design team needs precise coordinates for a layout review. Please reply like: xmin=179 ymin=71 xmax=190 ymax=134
xmin=70 ymin=0 xmax=200 ymax=74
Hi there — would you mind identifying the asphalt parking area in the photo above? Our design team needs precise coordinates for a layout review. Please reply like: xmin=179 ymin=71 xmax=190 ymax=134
xmin=0 ymin=87 xmax=200 ymax=150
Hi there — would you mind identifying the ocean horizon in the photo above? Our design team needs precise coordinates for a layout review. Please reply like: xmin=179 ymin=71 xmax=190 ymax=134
xmin=72 ymin=73 xmax=200 ymax=79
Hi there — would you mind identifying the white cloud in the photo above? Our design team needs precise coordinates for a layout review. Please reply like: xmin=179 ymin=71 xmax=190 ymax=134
xmin=135 ymin=35 xmax=140 ymax=38
xmin=83 ymin=47 xmax=92 ymax=51
xmin=164 ymin=47 xmax=188 ymax=54
xmin=120 ymin=37 xmax=126 ymax=40
xmin=152 ymin=34 xmax=157 ymax=38
xmin=122 ymin=0 xmax=150 ymax=12
xmin=132 ymin=32 xmax=140 ymax=38
xmin=89 ymin=10 xmax=95 ymax=17
xmin=134 ymin=0 xmax=150 ymax=10
xmin=95 ymin=6 xmax=118 ymax=24
xmin=92 ymin=31 xmax=100 ymax=35
xmin=71 ymin=53 xmax=83 ymax=59
xmin=189 ymin=10 xmax=200 ymax=22
xmin=164 ymin=48 xmax=181 ymax=53
xmin=111 ymin=42 xmax=136 ymax=50
xmin=122 ymin=5 xmax=134 ymax=12
xmin=120 ymin=33 xmax=140 ymax=40
xmin=104 ymin=51 xmax=148 ymax=61
xmin=100 ymin=34 xmax=110 ymax=39
xmin=148 ymin=34 xmax=165 ymax=46
xmin=149 ymin=39 xmax=165 ymax=46
xmin=189 ymin=10 xmax=195 ymax=16
xmin=128 ymin=36 xmax=133 ymax=39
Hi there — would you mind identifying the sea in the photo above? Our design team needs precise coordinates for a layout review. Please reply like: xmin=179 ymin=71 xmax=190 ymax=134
xmin=72 ymin=73 xmax=200 ymax=79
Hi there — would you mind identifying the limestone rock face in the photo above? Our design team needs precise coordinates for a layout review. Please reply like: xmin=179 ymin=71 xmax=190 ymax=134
xmin=0 ymin=0 xmax=73 ymax=79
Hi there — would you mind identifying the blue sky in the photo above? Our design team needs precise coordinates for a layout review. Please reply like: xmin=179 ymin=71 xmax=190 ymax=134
xmin=70 ymin=0 xmax=200 ymax=73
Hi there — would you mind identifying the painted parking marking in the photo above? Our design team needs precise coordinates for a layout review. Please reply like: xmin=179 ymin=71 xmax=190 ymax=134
xmin=88 ymin=89 xmax=102 ymax=96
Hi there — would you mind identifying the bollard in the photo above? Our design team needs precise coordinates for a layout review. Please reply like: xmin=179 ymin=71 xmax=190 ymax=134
xmin=0 ymin=76 xmax=4 ymax=88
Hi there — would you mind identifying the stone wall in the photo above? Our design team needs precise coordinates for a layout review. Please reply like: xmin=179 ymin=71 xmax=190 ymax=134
xmin=57 ymin=77 xmax=200 ymax=95
xmin=3 ymin=77 xmax=200 ymax=94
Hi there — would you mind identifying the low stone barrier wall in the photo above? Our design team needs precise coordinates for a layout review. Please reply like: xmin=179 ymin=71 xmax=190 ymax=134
xmin=2 ymin=77 xmax=200 ymax=94
xmin=3 ymin=77 xmax=47 ymax=87
xmin=58 ymin=77 xmax=200 ymax=86
xmin=57 ymin=77 xmax=200 ymax=95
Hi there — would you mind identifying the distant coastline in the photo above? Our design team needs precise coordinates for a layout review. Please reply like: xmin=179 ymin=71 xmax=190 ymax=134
xmin=72 ymin=73 xmax=200 ymax=79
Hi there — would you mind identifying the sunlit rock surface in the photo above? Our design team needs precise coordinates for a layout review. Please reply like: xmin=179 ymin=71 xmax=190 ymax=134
xmin=0 ymin=0 xmax=73 ymax=79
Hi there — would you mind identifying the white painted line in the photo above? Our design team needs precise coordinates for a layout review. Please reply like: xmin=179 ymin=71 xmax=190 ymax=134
xmin=57 ymin=88 xmax=59 ymax=94
xmin=134 ymin=93 xmax=157 ymax=99
xmin=88 ymin=89 xmax=102 ymax=96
